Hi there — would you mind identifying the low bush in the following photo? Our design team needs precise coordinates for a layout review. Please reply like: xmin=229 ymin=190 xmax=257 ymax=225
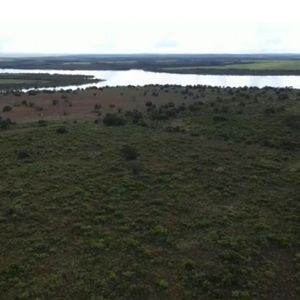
xmin=56 ymin=126 xmax=68 ymax=134
xmin=52 ymin=99 xmax=59 ymax=106
xmin=38 ymin=120 xmax=48 ymax=127
xmin=0 ymin=118 xmax=12 ymax=129
xmin=121 ymin=145 xmax=139 ymax=161
xmin=103 ymin=113 xmax=126 ymax=126
xmin=283 ymin=114 xmax=300 ymax=130
xmin=18 ymin=149 xmax=31 ymax=159
xmin=213 ymin=115 xmax=227 ymax=122
xmin=2 ymin=106 xmax=12 ymax=112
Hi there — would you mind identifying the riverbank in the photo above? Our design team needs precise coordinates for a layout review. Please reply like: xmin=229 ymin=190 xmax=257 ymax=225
xmin=0 ymin=73 xmax=102 ymax=90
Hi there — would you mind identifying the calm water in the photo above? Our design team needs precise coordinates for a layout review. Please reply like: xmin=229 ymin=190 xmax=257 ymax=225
xmin=1 ymin=68 xmax=300 ymax=90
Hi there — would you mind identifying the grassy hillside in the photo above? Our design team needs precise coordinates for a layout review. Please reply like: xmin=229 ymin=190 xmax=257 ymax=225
xmin=0 ymin=85 xmax=299 ymax=299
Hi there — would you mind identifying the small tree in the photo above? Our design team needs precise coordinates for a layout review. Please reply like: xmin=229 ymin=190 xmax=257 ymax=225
xmin=2 ymin=106 xmax=12 ymax=112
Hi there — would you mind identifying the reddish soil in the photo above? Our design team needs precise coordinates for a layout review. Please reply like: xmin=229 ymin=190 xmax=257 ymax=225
xmin=0 ymin=86 xmax=192 ymax=123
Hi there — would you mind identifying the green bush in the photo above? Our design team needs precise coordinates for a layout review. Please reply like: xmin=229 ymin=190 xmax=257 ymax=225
xmin=121 ymin=145 xmax=139 ymax=161
xmin=38 ymin=120 xmax=48 ymax=127
xmin=103 ymin=113 xmax=126 ymax=126
xmin=18 ymin=149 xmax=31 ymax=159
xmin=283 ymin=114 xmax=300 ymax=130
xmin=213 ymin=115 xmax=227 ymax=122
xmin=52 ymin=99 xmax=59 ymax=106
xmin=2 ymin=106 xmax=12 ymax=112
xmin=56 ymin=126 xmax=68 ymax=134
xmin=128 ymin=160 xmax=143 ymax=175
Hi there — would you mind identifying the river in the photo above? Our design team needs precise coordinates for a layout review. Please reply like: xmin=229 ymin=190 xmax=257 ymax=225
xmin=1 ymin=69 xmax=300 ymax=90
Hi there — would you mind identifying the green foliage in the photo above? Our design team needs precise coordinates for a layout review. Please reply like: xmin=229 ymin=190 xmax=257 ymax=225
xmin=0 ymin=84 xmax=299 ymax=299
xmin=56 ymin=126 xmax=68 ymax=134
xmin=121 ymin=144 xmax=139 ymax=161
xmin=103 ymin=113 xmax=126 ymax=126
xmin=17 ymin=148 xmax=31 ymax=159
xmin=2 ymin=105 xmax=12 ymax=112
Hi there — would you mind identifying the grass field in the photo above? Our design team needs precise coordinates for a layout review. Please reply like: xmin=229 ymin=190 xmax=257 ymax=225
xmin=217 ymin=60 xmax=300 ymax=70
xmin=163 ymin=61 xmax=300 ymax=72
xmin=0 ymin=84 xmax=299 ymax=299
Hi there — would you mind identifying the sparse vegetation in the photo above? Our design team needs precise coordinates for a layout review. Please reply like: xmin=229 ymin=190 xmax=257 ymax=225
xmin=0 ymin=83 xmax=299 ymax=300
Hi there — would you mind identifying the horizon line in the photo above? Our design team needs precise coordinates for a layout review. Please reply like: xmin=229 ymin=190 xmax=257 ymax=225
xmin=1 ymin=52 xmax=300 ymax=58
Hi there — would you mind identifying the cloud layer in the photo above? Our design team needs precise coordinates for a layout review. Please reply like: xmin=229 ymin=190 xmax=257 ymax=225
xmin=1 ymin=0 xmax=300 ymax=54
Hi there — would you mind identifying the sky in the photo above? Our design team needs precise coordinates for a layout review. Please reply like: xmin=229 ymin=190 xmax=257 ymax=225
xmin=1 ymin=0 xmax=300 ymax=55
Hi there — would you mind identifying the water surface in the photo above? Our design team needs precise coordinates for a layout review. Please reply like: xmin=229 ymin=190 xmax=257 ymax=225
xmin=1 ymin=69 xmax=300 ymax=90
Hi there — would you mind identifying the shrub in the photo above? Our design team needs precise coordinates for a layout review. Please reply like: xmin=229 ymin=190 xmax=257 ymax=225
xmin=278 ymin=93 xmax=289 ymax=100
xmin=35 ymin=106 xmax=43 ymax=111
xmin=125 ymin=110 xmax=143 ymax=124
xmin=221 ymin=106 xmax=229 ymax=113
xmin=18 ymin=149 xmax=31 ymax=159
xmin=157 ymin=279 xmax=168 ymax=289
xmin=284 ymin=115 xmax=300 ymax=130
xmin=52 ymin=99 xmax=59 ymax=106
xmin=145 ymin=101 xmax=153 ymax=107
xmin=94 ymin=104 xmax=102 ymax=111
xmin=121 ymin=145 xmax=139 ymax=161
xmin=213 ymin=116 xmax=227 ymax=122
xmin=0 ymin=118 xmax=12 ymax=129
xmin=263 ymin=106 xmax=276 ymax=115
xmin=38 ymin=120 xmax=48 ymax=127
xmin=56 ymin=126 xmax=68 ymax=134
xmin=2 ymin=106 xmax=12 ymax=112
xmin=103 ymin=113 xmax=126 ymax=126
xmin=128 ymin=160 xmax=143 ymax=175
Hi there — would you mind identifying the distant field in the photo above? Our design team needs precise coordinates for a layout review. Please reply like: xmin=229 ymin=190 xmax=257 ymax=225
xmin=63 ymin=62 xmax=92 ymax=65
xmin=2 ymin=54 xmax=300 ymax=74
xmin=162 ymin=60 xmax=300 ymax=73
xmin=219 ymin=60 xmax=300 ymax=70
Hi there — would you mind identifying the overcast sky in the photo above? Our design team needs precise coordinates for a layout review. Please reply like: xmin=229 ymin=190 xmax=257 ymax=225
xmin=1 ymin=0 xmax=300 ymax=55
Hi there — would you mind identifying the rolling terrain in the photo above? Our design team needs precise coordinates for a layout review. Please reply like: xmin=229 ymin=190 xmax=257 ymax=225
xmin=0 ymin=84 xmax=299 ymax=299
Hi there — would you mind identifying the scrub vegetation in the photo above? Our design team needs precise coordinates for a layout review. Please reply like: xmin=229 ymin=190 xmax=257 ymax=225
xmin=0 ymin=73 xmax=101 ymax=90
xmin=0 ymin=84 xmax=299 ymax=299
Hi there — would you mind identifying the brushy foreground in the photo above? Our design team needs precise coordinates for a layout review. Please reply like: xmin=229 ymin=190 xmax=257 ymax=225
xmin=0 ymin=85 xmax=299 ymax=299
